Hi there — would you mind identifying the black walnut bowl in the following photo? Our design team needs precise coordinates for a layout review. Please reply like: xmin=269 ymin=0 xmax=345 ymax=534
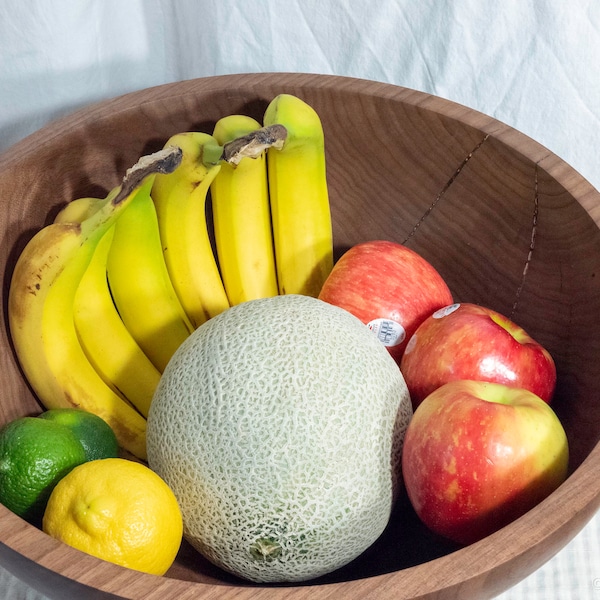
xmin=0 ymin=73 xmax=599 ymax=599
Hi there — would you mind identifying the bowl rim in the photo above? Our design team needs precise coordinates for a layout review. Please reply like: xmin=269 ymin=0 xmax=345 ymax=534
xmin=1 ymin=71 xmax=599 ymax=599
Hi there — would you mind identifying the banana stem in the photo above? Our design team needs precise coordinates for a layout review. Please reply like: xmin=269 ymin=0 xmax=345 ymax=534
xmin=112 ymin=146 xmax=183 ymax=207
xmin=222 ymin=124 xmax=287 ymax=166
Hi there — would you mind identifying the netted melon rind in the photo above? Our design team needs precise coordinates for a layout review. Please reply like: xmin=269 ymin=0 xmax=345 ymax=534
xmin=147 ymin=294 xmax=412 ymax=583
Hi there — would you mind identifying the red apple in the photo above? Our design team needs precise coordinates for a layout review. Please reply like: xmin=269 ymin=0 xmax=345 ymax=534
xmin=400 ymin=302 xmax=556 ymax=409
xmin=318 ymin=240 xmax=453 ymax=363
xmin=402 ymin=380 xmax=569 ymax=545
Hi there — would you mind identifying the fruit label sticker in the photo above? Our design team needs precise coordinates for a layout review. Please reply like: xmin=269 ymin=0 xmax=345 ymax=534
xmin=367 ymin=318 xmax=405 ymax=347
xmin=432 ymin=303 xmax=460 ymax=319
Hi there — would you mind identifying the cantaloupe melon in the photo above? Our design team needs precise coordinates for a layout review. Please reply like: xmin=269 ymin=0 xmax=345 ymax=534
xmin=146 ymin=294 xmax=412 ymax=583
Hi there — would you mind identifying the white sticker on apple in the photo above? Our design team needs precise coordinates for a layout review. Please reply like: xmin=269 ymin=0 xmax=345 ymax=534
xmin=432 ymin=303 xmax=461 ymax=319
xmin=367 ymin=318 xmax=406 ymax=347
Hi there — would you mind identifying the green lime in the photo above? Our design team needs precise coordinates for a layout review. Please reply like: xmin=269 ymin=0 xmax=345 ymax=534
xmin=38 ymin=409 xmax=119 ymax=462
xmin=0 ymin=416 xmax=87 ymax=526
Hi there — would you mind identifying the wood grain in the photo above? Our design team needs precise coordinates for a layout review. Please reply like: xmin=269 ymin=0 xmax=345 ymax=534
xmin=0 ymin=72 xmax=599 ymax=599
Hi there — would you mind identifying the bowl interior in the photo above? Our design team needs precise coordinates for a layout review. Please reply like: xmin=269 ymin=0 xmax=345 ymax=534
xmin=0 ymin=73 xmax=599 ymax=599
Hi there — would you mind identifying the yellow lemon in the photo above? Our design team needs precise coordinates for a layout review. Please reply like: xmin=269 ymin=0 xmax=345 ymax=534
xmin=42 ymin=458 xmax=182 ymax=575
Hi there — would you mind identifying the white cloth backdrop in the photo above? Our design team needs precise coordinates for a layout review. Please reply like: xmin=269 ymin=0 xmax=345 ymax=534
xmin=1 ymin=1 xmax=599 ymax=598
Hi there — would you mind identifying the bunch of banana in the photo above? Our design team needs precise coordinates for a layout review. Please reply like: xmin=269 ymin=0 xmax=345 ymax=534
xmin=8 ymin=93 xmax=334 ymax=462
xmin=8 ymin=147 xmax=182 ymax=459
xmin=263 ymin=94 xmax=334 ymax=297
xmin=151 ymin=125 xmax=287 ymax=323
xmin=210 ymin=115 xmax=279 ymax=305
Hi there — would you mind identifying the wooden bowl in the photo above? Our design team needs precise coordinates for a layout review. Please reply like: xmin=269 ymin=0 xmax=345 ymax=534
xmin=1 ymin=73 xmax=599 ymax=599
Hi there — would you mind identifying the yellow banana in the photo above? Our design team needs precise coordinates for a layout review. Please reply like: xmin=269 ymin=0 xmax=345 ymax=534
xmin=263 ymin=94 xmax=334 ymax=297
xmin=8 ymin=147 xmax=182 ymax=459
xmin=54 ymin=193 xmax=110 ymax=224
xmin=151 ymin=132 xmax=230 ymax=329
xmin=210 ymin=115 xmax=279 ymax=305
xmin=55 ymin=194 xmax=161 ymax=418
xmin=106 ymin=169 xmax=194 ymax=373
xmin=76 ymin=227 xmax=162 ymax=417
